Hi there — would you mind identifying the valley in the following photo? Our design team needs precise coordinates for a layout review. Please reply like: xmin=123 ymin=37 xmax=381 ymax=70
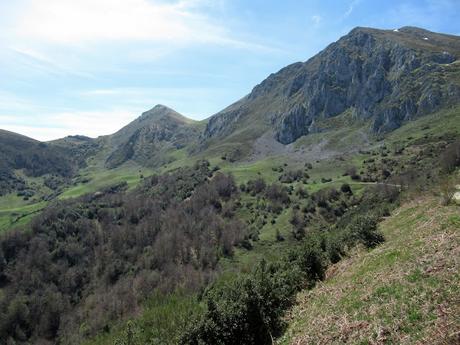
xmin=0 ymin=26 xmax=459 ymax=345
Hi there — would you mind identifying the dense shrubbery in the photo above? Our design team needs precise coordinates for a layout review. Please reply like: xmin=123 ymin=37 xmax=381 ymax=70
xmin=0 ymin=161 xmax=246 ymax=344
xmin=177 ymin=186 xmax=396 ymax=345
xmin=181 ymin=248 xmax=322 ymax=345
xmin=244 ymin=178 xmax=266 ymax=195
xmin=0 ymin=169 xmax=26 ymax=196
xmin=0 ymin=155 xmax=401 ymax=345
xmin=179 ymin=218 xmax=387 ymax=344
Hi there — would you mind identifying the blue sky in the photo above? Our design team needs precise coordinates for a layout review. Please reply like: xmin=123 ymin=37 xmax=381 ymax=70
xmin=0 ymin=0 xmax=459 ymax=140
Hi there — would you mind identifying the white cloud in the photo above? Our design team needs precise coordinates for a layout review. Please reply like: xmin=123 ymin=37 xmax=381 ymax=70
xmin=48 ymin=110 xmax=137 ymax=136
xmin=1 ymin=0 xmax=274 ymax=81
xmin=0 ymin=90 xmax=140 ymax=140
xmin=9 ymin=46 xmax=95 ymax=78
xmin=77 ymin=86 xmax=241 ymax=119
xmin=0 ymin=91 xmax=50 ymax=113
xmin=1 ymin=109 xmax=138 ymax=141
xmin=343 ymin=0 xmax=361 ymax=18
xmin=0 ymin=125 xmax=71 ymax=142
xmin=13 ymin=0 xmax=232 ymax=46
xmin=79 ymin=86 xmax=226 ymax=98
xmin=0 ymin=115 xmax=19 ymax=123
xmin=311 ymin=15 xmax=322 ymax=25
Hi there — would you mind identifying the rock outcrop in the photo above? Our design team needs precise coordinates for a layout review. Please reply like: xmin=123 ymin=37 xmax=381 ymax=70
xmin=203 ymin=26 xmax=460 ymax=145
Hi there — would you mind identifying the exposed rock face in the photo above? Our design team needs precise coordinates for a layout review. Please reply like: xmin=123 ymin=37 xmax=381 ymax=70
xmin=203 ymin=26 xmax=460 ymax=145
xmin=203 ymin=103 xmax=247 ymax=139
xmin=275 ymin=104 xmax=312 ymax=144
xmin=281 ymin=27 xmax=457 ymax=139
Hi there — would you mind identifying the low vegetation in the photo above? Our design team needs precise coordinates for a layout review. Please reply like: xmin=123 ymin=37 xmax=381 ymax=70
xmin=281 ymin=196 xmax=460 ymax=344
xmin=0 ymin=24 xmax=459 ymax=345
xmin=2 ymin=108 xmax=459 ymax=344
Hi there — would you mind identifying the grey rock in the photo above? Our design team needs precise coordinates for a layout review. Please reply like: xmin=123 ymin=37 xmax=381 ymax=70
xmin=202 ymin=26 xmax=460 ymax=147
xmin=275 ymin=104 xmax=312 ymax=144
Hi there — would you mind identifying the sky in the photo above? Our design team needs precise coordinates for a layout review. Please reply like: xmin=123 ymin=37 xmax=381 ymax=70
xmin=0 ymin=0 xmax=459 ymax=141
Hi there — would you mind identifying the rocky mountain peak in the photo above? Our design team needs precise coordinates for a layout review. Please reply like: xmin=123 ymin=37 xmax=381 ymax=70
xmin=202 ymin=26 xmax=460 ymax=146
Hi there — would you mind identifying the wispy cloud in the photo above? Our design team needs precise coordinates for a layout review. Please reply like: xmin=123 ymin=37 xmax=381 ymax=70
xmin=9 ymin=47 xmax=95 ymax=78
xmin=343 ymin=0 xmax=361 ymax=18
xmin=11 ymin=0 xmax=255 ymax=49
xmin=77 ymin=86 xmax=242 ymax=118
xmin=311 ymin=15 xmax=322 ymax=25
xmin=0 ymin=0 xmax=276 ymax=83
xmin=0 ymin=90 xmax=139 ymax=140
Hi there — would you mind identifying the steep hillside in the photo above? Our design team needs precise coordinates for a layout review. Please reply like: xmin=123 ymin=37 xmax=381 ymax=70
xmin=0 ymin=24 xmax=459 ymax=345
xmin=202 ymin=27 xmax=460 ymax=159
xmin=281 ymin=196 xmax=460 ymax=344
xmin=0 ymin=130 xmax=82 ymax=195
xmin=103 ymin=105 xmax=203 ymax=168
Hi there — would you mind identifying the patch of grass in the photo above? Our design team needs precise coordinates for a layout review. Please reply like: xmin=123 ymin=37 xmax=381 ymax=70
xmin=220 ymin=156 xmax=285 ymax=184
xmin=0 ymin=193 xmax=31 ymax=210
xmin=60 ymin=164 xmax=150 ymax=199
xmin=280 ymin=197 xmax=460 ymax=344
xmin=0 ymin=200 xmax=47 ymax=233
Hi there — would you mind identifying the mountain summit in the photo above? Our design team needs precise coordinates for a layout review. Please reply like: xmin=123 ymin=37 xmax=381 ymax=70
xmin=2 ymin=27 xmax=459 ymax=171
xmin=203 ymin=26 xmax=460 ymax=146
xmin=105 ymin=105 xmax=201 ymax=168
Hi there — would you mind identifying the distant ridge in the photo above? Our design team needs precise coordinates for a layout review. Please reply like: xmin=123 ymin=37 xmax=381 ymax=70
xmin=2 ymin=26 xmax=460 ymax=170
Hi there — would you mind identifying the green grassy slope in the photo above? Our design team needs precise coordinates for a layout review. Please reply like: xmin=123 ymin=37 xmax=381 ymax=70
xmin=54 ymin=101 xmax=460 ymax=344
xmin=59 ymin=163 xmax=149 ymax=199
xmin=1 ymin=105 xmax=458 ymax=234
xmin=0 ymin=199 xmax=46 ymax=232
xmin=280 ymin=196 xmax=460 ymax=344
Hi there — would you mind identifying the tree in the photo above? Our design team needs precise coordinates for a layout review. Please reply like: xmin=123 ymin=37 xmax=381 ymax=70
xmin=290 ymin=210 xmax=305 ymax=240
xmin=340 ymin=183 xmax=352 ymax=194
xmin=347 ymin=215 xmax=384 ymax=248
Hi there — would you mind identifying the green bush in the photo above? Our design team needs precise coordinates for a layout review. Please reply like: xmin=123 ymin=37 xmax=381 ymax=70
xmin=291 ymin=242 xmax=326 ymax=283
xmin=181 ymin=243 xmax=328 ymax=344
xmin=347 ymin=215 xmax=384 ymax=248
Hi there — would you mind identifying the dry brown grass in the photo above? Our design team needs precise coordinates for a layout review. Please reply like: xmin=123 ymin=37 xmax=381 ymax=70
xmin=279 ymin=196 xmax=460 ymax=345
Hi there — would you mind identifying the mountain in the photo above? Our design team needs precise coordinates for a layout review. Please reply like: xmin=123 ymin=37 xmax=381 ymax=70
xmin=202 ymin=26 xmax=460 ymax=149
xmin=50 ymin=135 xmax=100 ymax=166
xmin=103 ymin=105 xmax=203 ymax=168
xmin=1 ymin=27 xmax=459 ymax=182
xmin=1 ymin=26 xmax=460 ymax=345
xmin=0 ymin=130 xmax=82 ymax=195
xmin=2 ymin=26 xmax=460 ymax=194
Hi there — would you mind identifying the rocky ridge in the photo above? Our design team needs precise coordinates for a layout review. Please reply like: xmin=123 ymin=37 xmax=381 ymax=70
xmin=203 ymin=26 xmax=460 ymax=145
